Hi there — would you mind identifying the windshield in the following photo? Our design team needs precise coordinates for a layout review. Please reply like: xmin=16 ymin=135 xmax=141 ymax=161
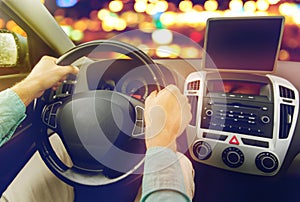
xmin=1 ymin=0 xmax=300 ymax=62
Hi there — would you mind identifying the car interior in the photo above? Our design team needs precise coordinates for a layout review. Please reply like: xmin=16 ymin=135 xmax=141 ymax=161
xmin=0 ymin=0 xmax=300 ymax=201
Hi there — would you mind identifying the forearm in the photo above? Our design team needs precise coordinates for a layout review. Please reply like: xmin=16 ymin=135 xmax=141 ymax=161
xmin=11 ymin=78 xmax=42 ymax=107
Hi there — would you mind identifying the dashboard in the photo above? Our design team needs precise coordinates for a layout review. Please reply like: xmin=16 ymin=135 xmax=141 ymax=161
xmin=84 ymin=59 xmax=176 ymax=102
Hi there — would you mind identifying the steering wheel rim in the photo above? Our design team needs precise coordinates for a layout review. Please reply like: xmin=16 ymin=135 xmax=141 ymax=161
xmin=35 ymin=40 xmax=166 ymax=186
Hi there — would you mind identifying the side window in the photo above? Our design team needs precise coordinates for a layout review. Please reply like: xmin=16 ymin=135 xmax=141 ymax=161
xmin=0 ymin=14 xmax=30 ymax=76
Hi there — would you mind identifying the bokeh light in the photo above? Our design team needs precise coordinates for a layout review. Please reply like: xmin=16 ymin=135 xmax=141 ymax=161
xmin=109 ymin=0 xmax=124 ymax=13
xmin=204 ymin=0 xmax=218 ymax=12
xmin=56 ymin=0 xmax=78 ymax=8
xmin=152 ymin=29 xmax=173 ymax=45
xmin=229 ymin=0 xmax=244 ymax=12
xmin=244 ymin=1 xmax=256 ymax=13
xmin=256 ymin=0 xmax=269 ymax=11
xmin=2 ymin=0 xmax=300 ymax=61
xmin=179 ymin=0 xmax=193 ymax=12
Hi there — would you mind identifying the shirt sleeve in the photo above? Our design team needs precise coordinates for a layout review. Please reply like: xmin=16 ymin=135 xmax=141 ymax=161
xmin=141 ymin=147 xmax=192 ymax=202
xmin=0 ymin=88 xmax=26 ymax=147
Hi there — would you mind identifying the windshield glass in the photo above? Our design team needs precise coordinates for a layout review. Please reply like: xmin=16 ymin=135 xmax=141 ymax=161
xmin=2 ymin=0 xmax=300 ymax=62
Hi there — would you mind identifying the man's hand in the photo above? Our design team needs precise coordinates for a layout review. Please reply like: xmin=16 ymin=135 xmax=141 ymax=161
xmin=11 ymin=56 xmax=79 ymax=106
xmin=144 ymin=85 xmax=192 ymax=151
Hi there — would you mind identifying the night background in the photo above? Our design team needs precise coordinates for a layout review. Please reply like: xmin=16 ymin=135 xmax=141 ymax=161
xmin=1 ymin=0 xmax=300 ymax=61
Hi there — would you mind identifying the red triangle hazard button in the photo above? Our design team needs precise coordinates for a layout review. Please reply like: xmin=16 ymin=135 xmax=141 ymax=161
xmin=229 ymin=136 xmax=239 ymax=145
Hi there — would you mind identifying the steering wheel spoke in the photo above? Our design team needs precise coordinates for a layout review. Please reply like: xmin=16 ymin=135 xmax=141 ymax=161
xmin=41 ymin=101 xmax=63 ymax=130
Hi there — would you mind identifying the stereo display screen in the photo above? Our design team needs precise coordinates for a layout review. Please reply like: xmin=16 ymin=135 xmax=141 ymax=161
xmin=206 ymin=80 xmax=268 ymax=96
xmin=203 ymin=16 xmax=284 ymax=72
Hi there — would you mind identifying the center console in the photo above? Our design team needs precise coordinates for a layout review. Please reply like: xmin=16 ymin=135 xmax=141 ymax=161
xmin=184 ymin=71 xmax=299 ymax=175
xmin=184 ymin=16 xmax=299 ymax=176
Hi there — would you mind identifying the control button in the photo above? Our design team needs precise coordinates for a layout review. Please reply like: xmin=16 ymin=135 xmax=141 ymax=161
xmin=248 ymin=120 xmax=256 ymax=125
xmin=43 ymin=107 xmax=51 ymax=123
xmin=261 ymin=106 xmax=268 ymax=111
xmin=261 ymin=115 xmax=271 ymax=124
xmin=205 ymin=109 xmax=213 ymax=116
xmin=51 ymin=102 xmax=62 ymax=114
xmin=135 ymin=106 xmax=144 ymax=120
xmin=132 ymin=106 xmax=145 ymax=137
xmin=193 ymin=141 xmax=212 ymax=160
xmin=222 ymin=147 xmax=244 ymax=168
xmin=132 ymin=120 xmax=144 ymax=136
xmin=229 ymin=136 xmax=239 ymax=145
xmin=227 ymin=114 xmax=234 ymax=118
xmin=241 ymin=138 xmax=269 ymax=148
xmin=49 ymin=115 xmax=57 ymax=128
xmin=255 ymin=152 xmax=279 ymax=173
xmin=203 ymin=133 xmax=228 ymax=141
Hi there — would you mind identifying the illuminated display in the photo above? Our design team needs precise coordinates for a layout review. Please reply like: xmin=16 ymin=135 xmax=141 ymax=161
xmin=207 ymin=80 xmax=264 ymax=96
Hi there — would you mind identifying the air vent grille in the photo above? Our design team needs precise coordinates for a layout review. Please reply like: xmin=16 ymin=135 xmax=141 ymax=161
xmin=187 ymin=95 xmax=198 ymax=126
xmin=279 ymin=86 xmax=295 ymax=99
xmin=279 ymin=104 xmax=294 ymax=139
xmin=188 ymin=80 xmax=200 ymax=90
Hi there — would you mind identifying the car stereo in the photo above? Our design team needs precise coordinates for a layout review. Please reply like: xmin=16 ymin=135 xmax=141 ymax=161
xmin=184 ymin=71 xmax=299 ymax=175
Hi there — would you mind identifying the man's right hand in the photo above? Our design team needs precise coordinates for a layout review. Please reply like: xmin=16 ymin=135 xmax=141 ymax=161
xmin=144 ymin=85 xmax=192 ymax=151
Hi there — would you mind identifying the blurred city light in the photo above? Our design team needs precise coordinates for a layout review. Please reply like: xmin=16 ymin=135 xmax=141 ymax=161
xmin=2 ymin=0 xmax=300 ymax=61
xmin=56 ymin=0 xmax=78 ymax=8
xmin=109 ymin=0 xmax=124 ymax=12
xmin=179 ymin=0 xmax=193 ymax=12
xmin=152 ymin=29 xmax=173 ymax=44
xmin=204 ymin=0 xmax=218 ymax=12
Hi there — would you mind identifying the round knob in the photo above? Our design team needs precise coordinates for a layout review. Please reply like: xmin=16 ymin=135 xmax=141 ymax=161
xmin=192 ymin=141 xmax=212 ymax=160
xmin=205 ymin=109 xmax=213 ymax=116
xmin=222 ymin=147 xmax=244 ymax=168
xmin=261 ymin=115 xmax=270 ymax=124
xmin=255 ymin=152 xmax=278 ymax=173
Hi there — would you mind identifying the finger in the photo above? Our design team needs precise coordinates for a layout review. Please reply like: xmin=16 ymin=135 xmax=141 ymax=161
xmin=145 ymin=90 xmax=157 ymax=105
xmin=165 ymin=84 xmax=180 ymax=94
xmin=157 ymin=84 xmax=181 ymax=100
xmin=57 ymin=65 xmax=79 ymax=77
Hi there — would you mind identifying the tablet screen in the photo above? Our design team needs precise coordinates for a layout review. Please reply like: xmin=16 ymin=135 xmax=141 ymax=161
xmin=203 ymin=16 xmax=284 ymax=73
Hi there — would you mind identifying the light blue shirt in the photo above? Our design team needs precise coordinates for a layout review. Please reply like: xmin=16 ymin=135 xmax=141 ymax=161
xmin=0 ymin=88 xmax=191 ymax=201
xmin=0 ymin=89 xmax=26 ymax=147
xmin=141 ymin=147 xmax=191 ymax=202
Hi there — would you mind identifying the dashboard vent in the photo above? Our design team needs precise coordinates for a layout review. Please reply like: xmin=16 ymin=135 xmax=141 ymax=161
xmin=188 ymin=80 xmax=200 ymax=90
xmin=279 ymin=86 xmax=295 ymax=99
xmin=188 ymin=95 xmax=198 ymax=126
xmin=279 ymin=104 xmax=294 ymax=139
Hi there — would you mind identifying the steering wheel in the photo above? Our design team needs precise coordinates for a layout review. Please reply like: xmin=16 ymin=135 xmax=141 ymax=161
xmin=35 ymin=40 xmax=166 ymax=186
